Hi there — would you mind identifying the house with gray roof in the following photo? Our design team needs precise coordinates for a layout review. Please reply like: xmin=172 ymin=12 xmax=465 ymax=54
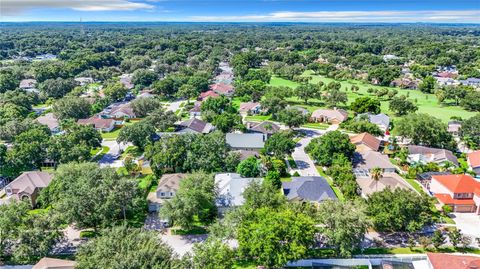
xmin=282 ymin=176 xmax=337 ymax=203
xmin=177 ymin=118 xmax=214 ymax=134
xmin=353 ymin=151 xmax=396 ymax=175
xmin=36 ymin=113 xmax=60 ymax=133
xmin=357 ymin=113 xmax=390 ymax=132
xmin=407 ymin=145 xmax=458 ymax=166
xmin=19 ymin=78 xmax=39 ymax=93
xmin=246 ymin=121 xmax=280 ymax=135
xmin=215 ymin=173 xmax=262 ymax=212
xmin=147 ymin=173 xmax=187 ymax=212
xmin=226 ymin=133 xmax=267 ymax=152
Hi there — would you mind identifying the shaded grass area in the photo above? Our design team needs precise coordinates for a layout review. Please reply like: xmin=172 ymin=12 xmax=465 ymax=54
xmin=269 ymin=73 xmax=477 ymax=123
xmin=302 ymin=123 xmax=329 ymax=130
xmin=244 ymin=115 xmax=272 ymax=121
xmin=316 ymin=166 xmax=345 ymax=201
xmin=90 ymin=146 xmax=109 ymax=162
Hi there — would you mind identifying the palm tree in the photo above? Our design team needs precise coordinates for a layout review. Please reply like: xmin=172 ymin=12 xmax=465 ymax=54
xmin=370 ymin=167 xmax=383 ymax=191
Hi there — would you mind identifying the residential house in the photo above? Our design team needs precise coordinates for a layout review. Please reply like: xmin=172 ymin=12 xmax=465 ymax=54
xmin=246 ymin=121 xmax=280 ymax=136
xmin=215 ymin=173 xmax=262 ymax=212
xmin=36 ymin=113 xmax=60 ymax=134
xmin=430 ymin=174 xmax=480 ymax=213
xmin=177 ymin=118 xmax=214 ymax=134
xmin=416 ymin=171 xmax=451 ymax=190
xmin=199 ymin=90 xmax=219 ymax=101
xmin=353 ymin=151 xmax=396 ymax=175
xmin=119 ymin=74 xmax=134 ymax=89
xmin=35 ymin=53 xmax=57 ymax=61
xmin=19 ymin=78 xmax=39 ymax=93
xmin=1 ymin=171 xmax=52 ymax=207
xmin=289 ymin=106 xmax=310 ymax=116
xmin=426 ymin=253 xmax=480 ymax=269
xmin=390 ymin=77 xmax=420 ymax=89
xmin=102 ymin=102 xmax=136 ymax=119
xmin=407 ymin=145 xmax=459 ymax=166
xmin=357 ymin=113 xmax=390 ymax=132
xmin=189 ymin=101 xmax=202 ymax=118
xmin=282 ymin=176 xmax=337 ymax=203
xmin=350 ymin=132 xmax=381 ymax=152
xmin=231 ymin=150 xmax=260 ymax=161
xmin=356 ymin=172 xmax=412 ymax=197
xmin=226 ymin=133 xmax=267 ymax=152
xmin=239 ymin=102 xmax=262 ymax=115
xmin=383 ymin=54 xmax=399 ymax=61
xmin=74 ymin=77 xmax=94 ymax=86
xmin=468 ymin=150 xmax=480 ymax=177
xmin=459 ymin=78 xmax=480 ymax=88
xmin=434 ymin=77 xmax=458 ymax=86
xmin=77 ymin=116 xmax=115 ymax=132
xmin=447 ymin=121 xmax=462 ymax=136
xmin=209 ymin=83 xmax=235 ymax=96
xmin=147 ymin=173 xmax=187 ymax=212
xmin=310 ymin=108 xmax=348 ymax=124
xmin=33 ymin=257 xmax=76 ymax=269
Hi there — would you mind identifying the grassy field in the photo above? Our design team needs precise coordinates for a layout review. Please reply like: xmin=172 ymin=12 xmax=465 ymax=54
xmin=269 ymin=73 xmax=477 ymax=123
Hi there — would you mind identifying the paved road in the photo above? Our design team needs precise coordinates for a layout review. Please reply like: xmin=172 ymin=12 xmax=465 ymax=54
xmin=291 ymin=129 xmax=324 ymax=177
xmin=99 ymin=140 xmax=129 ymax=167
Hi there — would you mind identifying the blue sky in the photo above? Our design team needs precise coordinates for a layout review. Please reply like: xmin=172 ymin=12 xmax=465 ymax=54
xmin=2 ymin=0 xmax=479 ymax=22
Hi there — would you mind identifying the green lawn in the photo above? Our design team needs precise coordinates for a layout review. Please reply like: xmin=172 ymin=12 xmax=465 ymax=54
xmin=101 ymin=127 xmax=122 ymax=140
xmin=316 ymin=166 xmax=345 ymax=201
xmin=301 ymin=123 xmax=329 ymax=130
xmin=244 ymin=115 xmax=272 ymax=121
xmin=269 ymin=72 xmax=477 ymax=123
xmin=91 ymin=146 xmax=109 ymax=162
xmin=403 ymin=176 xmax=424 ymax=194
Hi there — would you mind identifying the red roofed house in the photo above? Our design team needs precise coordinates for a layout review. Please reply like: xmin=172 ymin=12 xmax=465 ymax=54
xmin=430 ymin=174 xmax=480 ymax=214
xmin=350 ymin=132 xmax=381 ymax=152
xmin=209 ymin=83 xmax=235 ymax=96
xmin=426 ymin=252 xmax=480 ymax=269
xmin=468 ymin=150 xmax=480 ymax=176
xmin=199 ymin=90 xmax=219 ymax=101
xmin=77 ymin=116 xmax=115 ymax=132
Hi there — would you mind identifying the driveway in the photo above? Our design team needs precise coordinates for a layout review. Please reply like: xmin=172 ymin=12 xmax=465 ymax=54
xmin=159 ymin=234 xmax=208 ymax=256
xmin=98 ymin=140 xmax=129 ymax=167
xmin=291 ymin=129 xmax=324 ymax=177
xmin=451 ymin=213 xmax=480 ymax=241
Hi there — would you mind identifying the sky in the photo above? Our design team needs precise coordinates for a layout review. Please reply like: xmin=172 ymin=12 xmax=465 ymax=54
xmin=1 ymin=0 xmax=479 ymax=23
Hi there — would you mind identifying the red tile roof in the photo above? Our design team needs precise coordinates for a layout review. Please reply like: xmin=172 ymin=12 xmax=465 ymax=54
xmin=468 ymin=150 xmax=480 ymax=168
xmin=199 ymin=90 xmax=219 ymax=100
xmin=77 ymin=117 xmax=114 ymax=129
xmin=427 ymin=253 xmax=480 ymax=269
xmin=209 ymin=83 xmax=234 ymax=95
xmin=432 ymin=174 xmax=480 ymax=193
xmin=434 ymin=193 xmax=476 ymax=205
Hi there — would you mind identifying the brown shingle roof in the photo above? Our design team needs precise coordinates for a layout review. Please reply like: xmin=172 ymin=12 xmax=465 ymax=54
xmin=350 ymin=132 xmax=381 ymax=151
xmin=7 ymin=171 xmax=52 ymax=196
xmin=156 ymin=173 xmax=187 ymax=193
xmin=77 ymin=117 xmax=114 ymax=129
xmin=32 ymin=257 xmax=76 ymax=269
xmin=311 ymin=108 xmax=348 ymax=122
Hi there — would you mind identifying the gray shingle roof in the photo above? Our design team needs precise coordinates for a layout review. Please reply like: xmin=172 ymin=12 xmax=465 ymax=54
xmin=226 ymin=133 xmax=266 ymax=149
xmin=282 ymin=176 xmax=337 ymax=202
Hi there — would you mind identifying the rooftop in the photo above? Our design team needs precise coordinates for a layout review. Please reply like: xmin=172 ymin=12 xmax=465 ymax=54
xmin=350 ymin=132 xmax=381 ymax=151
xmin=226 ymin=133 xmax=266 ymax=149
xmin=432 ymin=174 xmax=480 ymax=193
xmin=215 ymin=173 xmax=262 ymax=207
xmin=353 ymin=151 xmax=395 ymax=170
xmin=427 ymin=253 xmax=480 ymax=269
xmin=282 ymin=176 xmax=337 ymax=202
xmin=468 ymin=150 xmax=480 ymax=168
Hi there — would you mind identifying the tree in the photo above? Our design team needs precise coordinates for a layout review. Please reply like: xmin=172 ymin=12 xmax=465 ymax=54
xmin=366 ymin=188 xmax=434 ymax=232
xmin=448 ymin=229 xmax=462 ymax=248
xmin=418 ymin=76 xmax=436 ymax=93
xmin=306 ymin=131 xmax=356 ymax=166
xmin=117 ymin=121 xmax=156 ymax=150
xmin=350 ymin=97 xmax=381 ymax=114
xmin=459 ymin=114 xmax=480 ymax=148
xmin=395 ymin=113 xmax=456 ymax=150
xmin=0 ymin=201 xmax=62 ymax=264
xmin=9 ymin=127 xmax=50 ymax=170
xmin=340 ymin=120 xmax=384 ymax=136
xmin=461 ymin=91 xmax=480 ymax=111
xmin=432 ymin=230 xmax=445 ymax=249
xmin=53 ymin=97 xmax=91 ymax=120
xmin=76 ymin=227 xmax=176 ymax=269
xmin=264 ymin=171 xmax=282 ymax=190
xmin=263 ymin=131 xmax=296 ymax=158
xmin=0 ymin=71 xmax=19 ymax=93
xmin=277 ymin=108 xmax=307 ymax=128
xmin=295 ymin=83 xmax=320 ymax=104
xmin=244 ymin=69 xmax=271 ymax=83
xmin=370 ymin=167 xmax=383 ymax=191
xmin=212 ymin=112 xmax=242 ymax=133
xmin=160 ymin=172 xmax=217 ymax=229
xmin=103 ymin=82 xmax=128 ymax=102
xmin=132 ymin=69 xmax=158 ymax=87
xmin=39 ymin=162 xmax=142 ymax=230
xmin=146 ymin=132 xmax=229 ymax=175
xmin=324 ymin=89 xmax=348 ymax=108
xmin=389 ymin=96 xmax=418 ymax=116
xmin=242 ymin=180 xmax=286 ymax=210
xmin=130 ymin=97 xmax=163 ymax=118
xmin=39 ymin=78 xmax=77 ymax=98
xmin=236 ymin=156 xmax=261 ymax=177
xmin=238 ymin=207 xmax=316 ymax=268
xmin=368 ymin=65 xmax=401 ymax=86
xmin=191 ymin=239 xmax=235 ymax=269
xmin=176 ymin=84 xmax=199 ymax=101
xmin=316 ymin=200 xmax=370 ymax=257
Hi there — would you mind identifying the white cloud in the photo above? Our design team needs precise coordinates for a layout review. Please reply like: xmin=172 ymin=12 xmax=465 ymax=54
xmin=1 ymin=0 xmax=154 ymax=15
xmin=189 ymin=10 xmax=480 ymax=23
